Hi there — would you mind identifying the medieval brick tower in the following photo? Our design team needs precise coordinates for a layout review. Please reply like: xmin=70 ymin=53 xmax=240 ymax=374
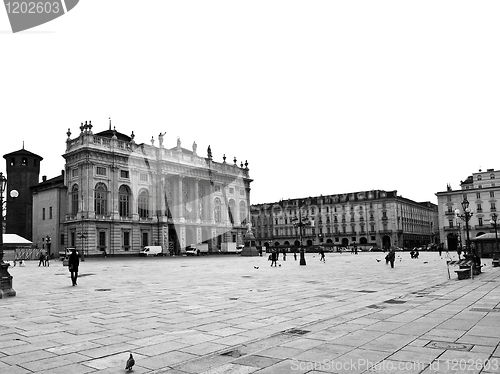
xmin=3 ymin=148 xmax=43 ymax=240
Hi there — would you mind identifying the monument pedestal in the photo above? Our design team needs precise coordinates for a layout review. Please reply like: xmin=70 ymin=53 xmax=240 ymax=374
xmin=241 ymin=231 xmax=260 ymax=257
xmin=0 ymin=263 xmax=16 ymax=298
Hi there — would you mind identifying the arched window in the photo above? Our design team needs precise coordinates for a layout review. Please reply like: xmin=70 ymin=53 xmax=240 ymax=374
xmin=94 ymin=183 xmax=108 ymax=215
xmin=239 ymin=201 xmax=247 ymax=224
xmin=119 ymin=185 xmax=131 ymax=217
xmin=214 ymin=198 xmax=222 ymax=223
xmin=138 ymin=189 xmax=150 ymax=218
xmin=228 ymin=199 xmax=236 ymax=224
xmin=71 ymin=184 xmax=79 ymax=216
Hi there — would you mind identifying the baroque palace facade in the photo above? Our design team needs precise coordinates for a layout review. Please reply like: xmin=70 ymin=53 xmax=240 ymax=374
xmin=251 ymin=190 xmax=439 ymax=250
xmin=58 ymin=121 xmax=252 ymax=256
xmin=436 ymin=168 xmax=500 ymax=254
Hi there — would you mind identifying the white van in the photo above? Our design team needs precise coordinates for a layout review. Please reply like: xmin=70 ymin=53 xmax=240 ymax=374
xmin=140 ymin=246 xmax=163 ymax=256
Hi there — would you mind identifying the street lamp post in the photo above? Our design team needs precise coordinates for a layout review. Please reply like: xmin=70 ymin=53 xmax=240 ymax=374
xmin=0 ymin=172 xmax=18 ymax=298
xmin=489 ymin=213 xmax=499 ymax=260
xmin=78 ymin=214 xmax=87 ymax=261
xmin=45 ymin=235 xmax=51 ymax=259
xmin=455 ymin=197 xmax=474 ymax=256
xmin=291 ymin=207 xmax=311 ymax=266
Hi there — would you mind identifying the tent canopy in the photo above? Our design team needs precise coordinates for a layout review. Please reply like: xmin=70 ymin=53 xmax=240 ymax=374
xmin=2 ymin=234 xmax=32 ymax=246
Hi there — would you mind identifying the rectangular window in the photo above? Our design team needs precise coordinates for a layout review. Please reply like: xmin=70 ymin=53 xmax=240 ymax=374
xmin=240 ymin=189 xmax=245 ymax=196
xmin=447 ymin=195 xmax=452 ymax=202
xmin=449 ymin=220 xmax=454 ymax=228
xmin=492 ymin=203 xmax=497 ymax=211
xmin=490 ymin=191 xmax=495 ymax=198
xmin=96 ymin=166 xmax=107 ymax=176
xmin=139 ymin=173 xmax=148 ymax=182
xmin=22 ymin=157 xmax=27 ymax=166
xmin=229 ymin=187 xmax=234 ymax=194
xmin=120 ymin=170 xmax=129 ymax=179
xmin=72 ymin=168 xmax=79 ymax=178
xmin=477 ymin=204 xmax=482 ymax=212
xmin=214 ymin=185 xmax=221 ymax=192
xmin=123 ymin=231 xmax=130 ymax=251
xmin=99 ymin=231 xmax=106 ymax=251
xmin=70 ymin=232 xmax=75 ymax=247
xmin=142 ymin=232 xmax=148 ymax=247
xmin=476 ymin=192 xmax=481 ymax=199
xmin=42 ymin=208 xmax=45 ymax=220
xmin=479 ymin=217 xmax=483 ymax=226
xmin=49 ymin=207 xmax=53 ymax=219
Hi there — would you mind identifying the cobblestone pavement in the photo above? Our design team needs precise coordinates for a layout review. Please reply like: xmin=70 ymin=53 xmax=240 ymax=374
xmin=1 ymin=251 xmax=500 ymax=374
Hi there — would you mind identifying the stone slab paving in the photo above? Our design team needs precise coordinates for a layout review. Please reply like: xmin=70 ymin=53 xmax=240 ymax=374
xmin=0 ymin=251 xmax=499 ymax=373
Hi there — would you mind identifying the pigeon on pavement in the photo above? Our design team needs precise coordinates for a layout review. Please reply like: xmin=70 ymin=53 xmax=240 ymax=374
xmin=125 ymin=353 xmax=135 ymax=371
xmin=254 ymin=266 xmax=259 ymax=269
xmin=376 ymin=259 xmax=381 ymax=262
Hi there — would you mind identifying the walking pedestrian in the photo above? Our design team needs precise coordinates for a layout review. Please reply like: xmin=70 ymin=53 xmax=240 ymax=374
xmin=438 ymin=244 xmax=443 ymax=257
xmin=387 ymin=248 xmax=396 ymax=268
xmin=68 ymin=248 xmax=80 ymax=286
xmin=319 ymin=247 xmax=325 ymax=262
xmin=293 ymin=248 xmax=297 ymax=261
xmin=270 ymin=249 xmax=278 ymax=267
xmin=45 ymin=254 xmax=50 ymax=267
xmin=282 ymin=248 xmax=286 ymax=261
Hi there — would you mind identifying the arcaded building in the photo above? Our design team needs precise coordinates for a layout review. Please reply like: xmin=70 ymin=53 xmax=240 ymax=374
xmin=61 ymin=121 xmax=252 ymax=256
xmin=251 ymin=190 xmax=439 ymax=250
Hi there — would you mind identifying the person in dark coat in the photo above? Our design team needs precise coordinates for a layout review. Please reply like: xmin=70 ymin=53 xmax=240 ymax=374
xmin=319 ymin=247 xmax=325 ymax=262
xmin=38 ymin=251 xmax=45 ymax=266
xmin=68 ymin=248 xmax=80 ymax=286
xmin=387 ymin=249 xmax=396 ymax=268
xmin=270 ymin=249 xmax=278 ymax=267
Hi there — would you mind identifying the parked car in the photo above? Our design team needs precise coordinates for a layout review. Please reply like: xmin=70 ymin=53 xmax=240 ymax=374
xmin=185 ymin=245 xmax=198 ymax=256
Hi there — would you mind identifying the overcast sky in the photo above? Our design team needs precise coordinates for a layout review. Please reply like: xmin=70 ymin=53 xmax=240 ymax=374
xmin=1 ymin=1 xmax=499 ymax=205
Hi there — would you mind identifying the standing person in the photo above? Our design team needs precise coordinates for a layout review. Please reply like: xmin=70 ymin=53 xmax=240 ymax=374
xmin=38 ymin=251 xmax=45 ymax=267
xmin=68 ymin=248 xmax=80 ymax=286
xmin=319 ymin=247 xmax=325 ymax=262
xmin=282 ymin=248 xmax=286 ymax=261
xmin=438 ymin=244 xmax=443 ymax=257
xmin=457 ymin=246 xmax=462 ymax=260
xmin=387 ymin=248 xmax=396 ymax=268
xmin=270 ymin=249 xmax=278 ymax=267
xmin=293 ymin=248 xmax=297 ymax=261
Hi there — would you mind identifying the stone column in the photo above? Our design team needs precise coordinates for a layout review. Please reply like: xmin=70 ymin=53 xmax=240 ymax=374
xmin=208 ymin=185 xmax=214 ymax=224
xmin=193 ymin=179 xmax=200 ymax=223
xmin=176 ymin=176 xmax=184 ymax=222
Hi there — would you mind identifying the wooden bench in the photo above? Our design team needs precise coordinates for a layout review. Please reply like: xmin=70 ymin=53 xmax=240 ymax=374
xmin=455 ymin=269 xmax=471 ymax=280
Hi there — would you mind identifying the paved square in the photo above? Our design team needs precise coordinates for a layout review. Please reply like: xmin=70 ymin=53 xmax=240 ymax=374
xmin=1 ymin=251 xmax=500 ymax=373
